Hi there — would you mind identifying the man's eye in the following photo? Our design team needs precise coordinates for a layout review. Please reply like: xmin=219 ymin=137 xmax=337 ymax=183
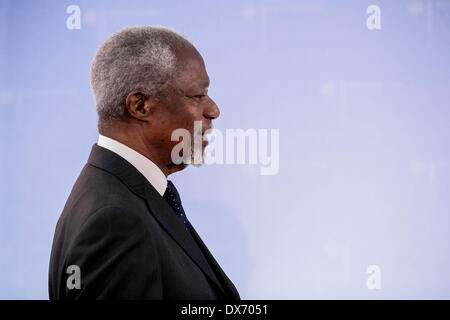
xmin=193 ymin=94 xmax=206 ymax=99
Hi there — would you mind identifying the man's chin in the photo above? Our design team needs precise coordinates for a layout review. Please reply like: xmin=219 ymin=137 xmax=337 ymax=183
xmin=187 ymin=145 xmax=207 ymax=167
xmin=188 ymin=154 xmax=206 ymax=167
xmin=190 ymin=162 xmax=205 ymax=168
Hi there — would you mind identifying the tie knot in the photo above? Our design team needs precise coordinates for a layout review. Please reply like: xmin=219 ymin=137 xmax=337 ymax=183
xmin=164 ymin=180 xmax=181 ymax=204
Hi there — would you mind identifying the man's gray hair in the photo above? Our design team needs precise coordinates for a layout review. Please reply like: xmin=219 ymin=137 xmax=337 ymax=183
xmin=90 ymin=26 xmax=194 ymax=120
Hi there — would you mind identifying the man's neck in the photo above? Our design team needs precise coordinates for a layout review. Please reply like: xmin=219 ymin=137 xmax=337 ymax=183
xmin=99 ymin=128 xmax=184 ymax=177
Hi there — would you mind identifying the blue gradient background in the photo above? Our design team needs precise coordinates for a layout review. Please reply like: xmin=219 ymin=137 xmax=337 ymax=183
xmin=1 ymin=0 xmax=450 ymax=299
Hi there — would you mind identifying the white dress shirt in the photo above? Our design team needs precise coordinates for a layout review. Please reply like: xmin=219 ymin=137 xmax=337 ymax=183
xmin=97 ymin=134 xmax=167 ymax=196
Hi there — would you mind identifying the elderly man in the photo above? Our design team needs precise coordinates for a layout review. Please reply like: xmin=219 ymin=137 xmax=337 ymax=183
xmin=48 ymin=26 xmax=240 ymax=300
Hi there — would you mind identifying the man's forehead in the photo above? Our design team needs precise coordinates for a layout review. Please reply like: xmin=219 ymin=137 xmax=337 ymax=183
xmin=175 ymin=56 xmax=209 ymax=89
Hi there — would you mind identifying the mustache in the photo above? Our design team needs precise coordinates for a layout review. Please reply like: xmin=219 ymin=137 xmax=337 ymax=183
xmin=194 ymin=125 xmax=214 ymax=136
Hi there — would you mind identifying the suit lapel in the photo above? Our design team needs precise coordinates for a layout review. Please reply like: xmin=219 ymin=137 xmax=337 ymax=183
xmin=88 ymin=144 xmax=229 ymax=298
xmin=188 ymin=222 xmax=241 ymax=300
xmin=143 ymin=181 xmax=229 ymax=297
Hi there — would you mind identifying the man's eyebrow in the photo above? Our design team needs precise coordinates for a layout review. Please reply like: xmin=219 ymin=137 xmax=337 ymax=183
xmin=188 ymin=78 xmax=209 ymax=92
xmin=200 ymin=80 xmax=210 ymax=89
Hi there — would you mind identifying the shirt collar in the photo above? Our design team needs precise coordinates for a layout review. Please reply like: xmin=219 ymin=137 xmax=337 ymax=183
xmin=97 ymin=134 xmax=167 ymax=196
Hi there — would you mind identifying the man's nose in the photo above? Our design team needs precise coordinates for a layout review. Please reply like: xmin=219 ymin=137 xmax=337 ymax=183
xmin=204 ymin=97 xmax=220 ymax=120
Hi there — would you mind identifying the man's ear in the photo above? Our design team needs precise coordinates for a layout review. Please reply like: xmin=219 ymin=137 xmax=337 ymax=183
xmin=125 ymin=90 xmax=156 ymax=121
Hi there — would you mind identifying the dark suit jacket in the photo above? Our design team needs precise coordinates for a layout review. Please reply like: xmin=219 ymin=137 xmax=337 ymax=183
xmin=48 ymin=144 xmax=240 ymax=300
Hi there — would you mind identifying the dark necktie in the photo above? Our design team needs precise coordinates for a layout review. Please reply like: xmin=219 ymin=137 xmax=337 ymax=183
xmin=163 ymin=180 xmax=190 ymax=232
